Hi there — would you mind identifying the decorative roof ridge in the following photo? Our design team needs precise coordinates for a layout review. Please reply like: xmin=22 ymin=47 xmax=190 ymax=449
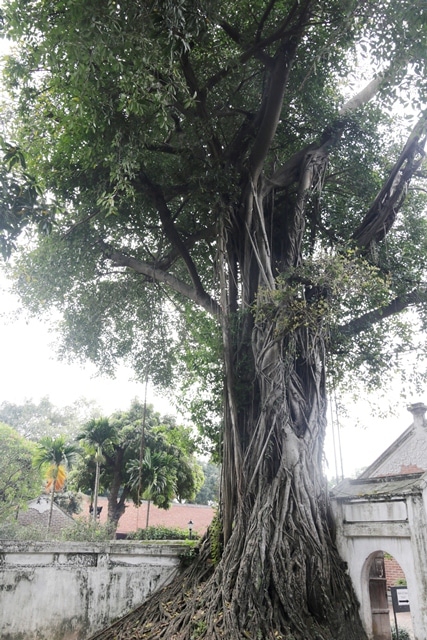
xmin=349 ymin=471 xmax=424 ymax=485
xmin=28 ymin=495 xmax=75 ymax=521
xmin=357 ymin=425 xmax=414 ymax=479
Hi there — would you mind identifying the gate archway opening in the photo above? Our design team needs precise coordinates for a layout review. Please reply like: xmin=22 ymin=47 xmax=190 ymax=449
xmin=366 ymin=550 xmax=413 ymax=640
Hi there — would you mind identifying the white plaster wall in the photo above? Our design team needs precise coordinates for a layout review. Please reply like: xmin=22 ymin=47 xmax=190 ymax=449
xmin=0 ymin=540 xmax=187 ymax=640
xmin=331 ymin=497 xmax=427 ymax=640
xmin=405 ymin=493 xmax=427 ymax=638
xmin=342 ymin=536 xmax=415 ymax=639
xmin=344 ymin=500 xmax=407 ymax=523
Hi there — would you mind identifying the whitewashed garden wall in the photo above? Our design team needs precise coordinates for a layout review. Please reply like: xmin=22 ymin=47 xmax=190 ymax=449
xmin=0 ymin=540 xmax=187 ymax=640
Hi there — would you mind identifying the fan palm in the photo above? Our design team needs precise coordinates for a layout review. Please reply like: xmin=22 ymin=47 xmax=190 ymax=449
xmin=34 ymin=435 xmax=78 ymax=532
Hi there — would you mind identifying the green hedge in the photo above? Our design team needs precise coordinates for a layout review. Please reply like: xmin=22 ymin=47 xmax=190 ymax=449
xmin=127 ymin=525 xmax=198 ymax=540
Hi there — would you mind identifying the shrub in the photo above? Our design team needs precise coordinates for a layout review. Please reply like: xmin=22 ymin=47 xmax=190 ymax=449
xmin=0 ymin=520 xmax=47 ymax=541
xmin=61 ymin=518 xmax=115 ymax=542
xmin=391 ymin=626 xmax=411 ymax=640
xmin=127 ymin=525 xmax=197 ymax=541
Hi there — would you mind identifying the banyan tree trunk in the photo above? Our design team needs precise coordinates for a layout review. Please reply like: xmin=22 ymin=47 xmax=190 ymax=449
xmin=89 ymin=320 xmax=367 ymax=640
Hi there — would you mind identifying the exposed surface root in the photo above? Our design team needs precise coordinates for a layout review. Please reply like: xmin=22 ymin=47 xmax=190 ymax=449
xmin=88 ymin=509 xmax=367 ymax=640
xmin=88 ymin=322 xmax=369 ymax=640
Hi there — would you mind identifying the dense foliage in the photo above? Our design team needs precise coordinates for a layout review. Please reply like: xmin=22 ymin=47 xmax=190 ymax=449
xmin=0 ymin=422 xmax=40 ymax=520
xmin=193 ymin=461 xmax=220 ymax=505
xmin=1 ymin=2 xmax=427 ymax=403
xmin=2 ymin=1 xmax=427 ymax=638
xmin=127 ymin=525 xmax=197 ymax=541
xmin=72 ymin=400 xmax=203 ymax=527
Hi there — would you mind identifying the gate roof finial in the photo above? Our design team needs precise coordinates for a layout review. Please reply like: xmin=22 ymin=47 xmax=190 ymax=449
xmin=407 ymin=402 xmax=427 ymax=428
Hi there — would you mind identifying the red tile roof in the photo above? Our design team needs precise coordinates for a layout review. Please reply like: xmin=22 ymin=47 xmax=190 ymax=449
xmin=84 ymin=496 xmax=215 ymax=536
xmin=399 ymin=463 xmax=425 ymax=474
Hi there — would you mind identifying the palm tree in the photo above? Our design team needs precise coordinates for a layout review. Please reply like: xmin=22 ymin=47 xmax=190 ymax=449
xmin=77 ymin=418 xmax=116 ymax=522
xmin=34 ymin=435 xmax=78 ymax=532
xmin=128 ymin=448 xmax=175 ymax=528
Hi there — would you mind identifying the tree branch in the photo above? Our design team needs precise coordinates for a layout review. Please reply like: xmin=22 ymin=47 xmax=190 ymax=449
xmin=337 ymin=287 xmax=427 ymax=338
xmin=180 ymin=53 xmax=223 ymax=161
xmin=97 ymin=240 xmax=221 ymax=317
xmin=263 ymin=73 xmax=391 ymax=195
xmin=338 ymin=75 xmax=385 ymax=117
xmin=155 ymin=224 xmax=217 ymax=272
xmin=353 ymin=111 xmax=427 ymax=249
xmin=138 ymin=172 xmax=211 ymax=300
xmin=255 ymin=0 xmax=280 ymax=42
xmin=249 ymin=0 xmax=314 ymax=183
xmin=216 ymin=0 xmax=304 ymax=74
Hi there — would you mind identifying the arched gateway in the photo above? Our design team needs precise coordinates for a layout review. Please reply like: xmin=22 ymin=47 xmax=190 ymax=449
xmin=330 ymin=404 xmax=427 ymax=640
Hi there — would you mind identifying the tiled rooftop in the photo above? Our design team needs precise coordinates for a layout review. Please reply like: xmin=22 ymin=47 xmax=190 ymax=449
xmin=84 ymin=496 xmax=215 ymax=536
xmin=17 ymin=496 xmax=75 ymax=535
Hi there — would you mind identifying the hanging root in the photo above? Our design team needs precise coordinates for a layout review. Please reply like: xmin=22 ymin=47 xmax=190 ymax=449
xmin=88 ymin=485 xmax=367 ymax=640
xmin=88 ymin=536 xmax=215 ymax=640
xmin=88 ymin=323 xmax=368 ymax=640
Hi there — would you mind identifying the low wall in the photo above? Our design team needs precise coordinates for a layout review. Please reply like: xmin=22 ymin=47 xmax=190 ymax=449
xmin=0 ymin=540 xmax=188 ymax=640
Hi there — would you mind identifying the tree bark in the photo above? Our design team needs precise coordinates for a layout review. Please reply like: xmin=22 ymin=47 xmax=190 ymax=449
xmin=85 ymin=8 xmax=427 ymax=637
xmin=93 ymin=455 xmax=100 ymax=523
xmin=89 ymin=108 xmax=427 ymax=634
xmin=106 ymin=448 xmax=129 ymax=530
xmin=89 ymin=313 xmax=366 ymax=639
xmin=47 ymin=478 xmax=55 ymax=534
xmin=145 ymin=499 xmax=151 ymax=529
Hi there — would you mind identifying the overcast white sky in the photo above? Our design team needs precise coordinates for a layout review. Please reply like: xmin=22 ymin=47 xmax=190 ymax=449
xmin=0 ymin=271 xmax=174 ymax=416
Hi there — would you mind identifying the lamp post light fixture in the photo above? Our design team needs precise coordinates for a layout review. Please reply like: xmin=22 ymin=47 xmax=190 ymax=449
xmin=188 ymin=520 xmax=194 ymax=540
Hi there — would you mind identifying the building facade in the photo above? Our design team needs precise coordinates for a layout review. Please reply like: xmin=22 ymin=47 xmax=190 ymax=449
xmin=331 ymin=403 xmax=427 ymax=640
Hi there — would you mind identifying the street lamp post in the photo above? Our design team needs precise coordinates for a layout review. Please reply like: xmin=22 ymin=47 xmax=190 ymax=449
xmin=188 ymin=520 xmax=194 ymax=540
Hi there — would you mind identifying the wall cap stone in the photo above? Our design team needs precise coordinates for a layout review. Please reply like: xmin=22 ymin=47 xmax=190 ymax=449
xmin=0 ymin=539 xmax=190 ymax=556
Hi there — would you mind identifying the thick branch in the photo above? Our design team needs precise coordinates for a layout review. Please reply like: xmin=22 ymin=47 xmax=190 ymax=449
xmin=97 ymin=240 xmax=220 ymax=317
xmin=337 ymin=287 xmax=427 ymax=338
xmin=138 ymin=172 xmax=210 ymax=299
xmin=338 ymin=75 xmax=384 ymax=117
xmin=249 ymin=0 xmax=313 ymax=183
xmin=155 ymin=224 xmax=217 ymax=272
xmin=180 ymin=53 xmax=223 ymax=161
xmin=204 ymin=3 xmax=314 ymax=169
xmin=264 ymin=70 xmax=396 ymax=195
xmin=213 ymin=0 xmax=306 ymax=87
xmin=255 ymin=0 xmax=280 ymax=42
xmin=353 ymin=111 xmax=427 ymax=248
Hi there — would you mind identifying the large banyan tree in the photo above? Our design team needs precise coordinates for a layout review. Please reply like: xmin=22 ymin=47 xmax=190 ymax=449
xmin=2 ymin=1 xmax=427 ymax=638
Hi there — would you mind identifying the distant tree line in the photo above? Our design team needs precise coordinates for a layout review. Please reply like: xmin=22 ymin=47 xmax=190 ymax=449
xmin=0 ymin=397 xmax=219 ymax=536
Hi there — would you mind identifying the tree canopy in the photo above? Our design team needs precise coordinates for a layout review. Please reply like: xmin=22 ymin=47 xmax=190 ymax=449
xmin=72 ymin=400 xmax=203 ymax=527
xmin=0 ymin=397 xmax=101 ymax=441
xmin=1 ymin=1 xmax=427 ymax=402
xmin=0 ymin=422 xmax=40 ymax=521
xmin=2 ymin=1 xmax=427 ymax=638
